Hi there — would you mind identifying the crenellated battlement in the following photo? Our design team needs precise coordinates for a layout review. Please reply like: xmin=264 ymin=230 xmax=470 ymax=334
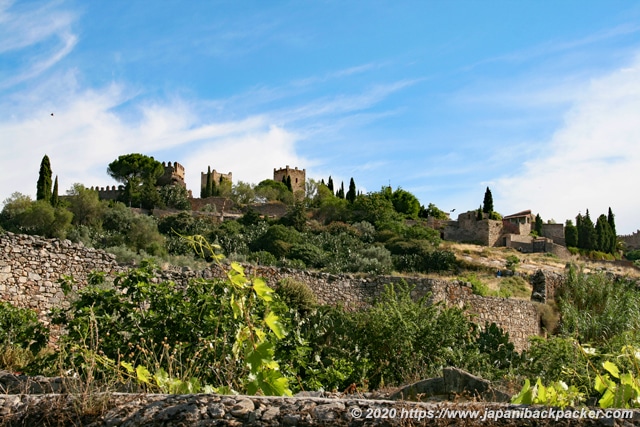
xmin=90 ymin=185 xmax=124 ymax=201
xmin=158 ymin=161 xmax=186 ymax=187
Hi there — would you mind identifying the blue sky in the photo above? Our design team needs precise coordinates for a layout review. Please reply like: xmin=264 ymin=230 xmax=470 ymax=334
xmin=2 ymin=0 xmax=640 ymax=233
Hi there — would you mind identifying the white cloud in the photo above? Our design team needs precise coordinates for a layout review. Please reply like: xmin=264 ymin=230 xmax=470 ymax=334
xmin=0 ymin=72 xmax=309 ymax=204
xmin=494 ymin=56 xmax=640 ymax=234
xmin=0 ymin=1 xmax=77 ymax=88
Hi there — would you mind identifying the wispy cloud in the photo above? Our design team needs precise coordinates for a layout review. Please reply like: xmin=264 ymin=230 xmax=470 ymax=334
xmin=493 ymin=55 xmax=640 ymax=233
xmin=0 ymin=1 xmax=77 ymax=89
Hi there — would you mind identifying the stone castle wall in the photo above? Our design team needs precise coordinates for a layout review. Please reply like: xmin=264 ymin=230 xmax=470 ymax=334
xmin=621 ymin=230 xmax=640 ymax=250
xmin=1 ymin=232 xmax=541 ymax=351
xmin=444 ymin=214 xmax=504 ymax=247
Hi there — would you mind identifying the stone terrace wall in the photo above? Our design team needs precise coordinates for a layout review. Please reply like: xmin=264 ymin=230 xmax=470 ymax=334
xmin=0 ymin=232 xmax=541 ymax=351
xmin=0 ymin=232 xmax=127 ymax=325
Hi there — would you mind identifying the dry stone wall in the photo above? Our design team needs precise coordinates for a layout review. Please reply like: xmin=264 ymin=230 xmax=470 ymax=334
xmin=1 ymin=232 xmax=541 ymax=351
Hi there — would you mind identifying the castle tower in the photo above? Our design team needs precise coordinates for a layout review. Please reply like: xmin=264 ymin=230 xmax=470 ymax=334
xmin=273 ymin=165 xmax=306 ymax=195
xmin=157 ymin=161 xmax=186 ymax=187
xmin=201 ymin=167 xmax=233 ymax=196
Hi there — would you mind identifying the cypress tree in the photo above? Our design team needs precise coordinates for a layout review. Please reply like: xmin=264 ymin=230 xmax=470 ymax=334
xmin=36 ymin=155 xmax=52 ymax=203
xmin=535 ymin=214 xmax=543 ymax=236
xmin=205 ymin=167 xmax=213 ymax=198
xmin=482 ymin=187 xmax=493 ymax=214
xmin=565 ymin=219 xmax=578 ymax=248
xmin=476 ymin=205 xmax=483 ymax=220
xmin=346 ymin=178 xmax=356 ymax=203
xmin=51 ymin=175 xmax=59 ymax=207
xmin=321 ymin=179 xmax=325 ymax=187
xmin=336 ymin=181 xmax=345 ymax=199
xmin=577 ymin=210 xmax=595 ymax=250
xmin=286 ymin=176 xmax=293 ymax=192
xmin=608 ymin=207 xmax=618 ymax=253
xmin=327 ymin=176 xmax=334 ymax=193
xmin=595 ymin=214 xmax=612 ymax=253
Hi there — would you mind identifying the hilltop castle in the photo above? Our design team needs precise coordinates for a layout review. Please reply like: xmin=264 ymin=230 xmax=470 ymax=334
xmin=92 ymin=160 xmax=306 ymax=201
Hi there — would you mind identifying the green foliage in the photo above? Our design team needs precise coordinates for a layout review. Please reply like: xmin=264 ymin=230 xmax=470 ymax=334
xmin=352 ymin=282 xmax=477 ymax=387
xmin=255 ymin=180 xmax=293 ymax=204
xmin=55 ymin=239 xmax=292 ymax=396
xmin=280 ymin=202 xmax=307 ymax=231
xmin=351 ymin=191 xmax=401 ymax=229
xmin=488 ymin=211 xmax=502 ymax=221
xmin=0 ymin=301 xmax=48 ymax=355
xmin=346 ymin=178 xmax=356 ymax=203
xmin=505 ymin=254 xmax=520 ymax=272
xmin=107 ymin=153 xmax=164 ymax=206
xmin=521 ymin=336 xmax=584 ymax=384
xmin=158 ymin=185 xmax=191 ymax=210
xmin=36 ymin=155 xmax=52 ymax=203
xmin=252 ymin=224 xmax=301 ymax=258
xmin=482 ymin=187 xmax=493 ymax=214
xmin=512 ymin=378 xmax=585 ymax=408
xmin=66 ymin=184 xmax=105 ymax=227
xmin=275 ymin=278 xmax=318 ymax=315
xmin=565 ymin=219 xmax=578 ymax=248
xmin=289 ymin=243 xmax=327 ymax=268
xmin=231 ymin=181 xmax=256 ymax=205
xmin=51 ymin=176 xmax=59 ymax=207
xmin=460 ymin=273 xmax=489 ymax=296
xmin=557 ymin=266 xmax=640 ymax=343
xmin=535 ymin=214 xmax=543 ymax=236
xmin=15 ymin=200 xmax=73 ymax=238
xmin=420 ymin=203 xmax=448 ymax=220
xmin=390 ymin=188 xmax=420 ymax=219
xmin=497 ymin=276 xmax=530 ymax=299
xmin=625 ymin=249 xmax=640 ymax=261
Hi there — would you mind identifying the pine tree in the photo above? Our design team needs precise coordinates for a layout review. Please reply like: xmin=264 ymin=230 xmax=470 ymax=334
xmin=327 ymin=176 xmax=334 ymax=193
xmin=36 ymin=155 xmax=52 ymax=203
xmin=346 ymin=178 xmax=356 ymax=203
xmin=482 ymin=187 xmax=493 ymax=214
xmin=51 ymin=176 xmax=59 ymax=207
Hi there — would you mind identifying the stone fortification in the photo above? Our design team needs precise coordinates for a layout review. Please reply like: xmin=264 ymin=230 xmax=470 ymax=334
xmin=0 ymin=232 xmax=126 ymax=325
xmin=443 ymin=212 xmax=503 ymax=247
xmin=274 ymin=165 xmax=306 ymax=195
xmin=1 ymin=232 xmax=541 ymax=351
xmin=621 ymin=230 xmax=640 ymax=250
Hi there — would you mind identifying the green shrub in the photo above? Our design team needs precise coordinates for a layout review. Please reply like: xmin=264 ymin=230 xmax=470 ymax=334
xmin=0 ymin=301 xmax=48 ymax=354
xmin=505 ymin=255 xmax=520 ymax=272
xmin=289 ymin=243 xmax=327 ymax=268
xmin=461 ymin=273 xmax=489 ymax=296
xmin=248 ymin=250 xmax=278 ymax=266
xmin=497 ymin=276 xmax=530 ymax=298
xmin=276 ymin=278 xmax=317 ymax=314
xmin=557 ymin=266 xmax=640 ymax=343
